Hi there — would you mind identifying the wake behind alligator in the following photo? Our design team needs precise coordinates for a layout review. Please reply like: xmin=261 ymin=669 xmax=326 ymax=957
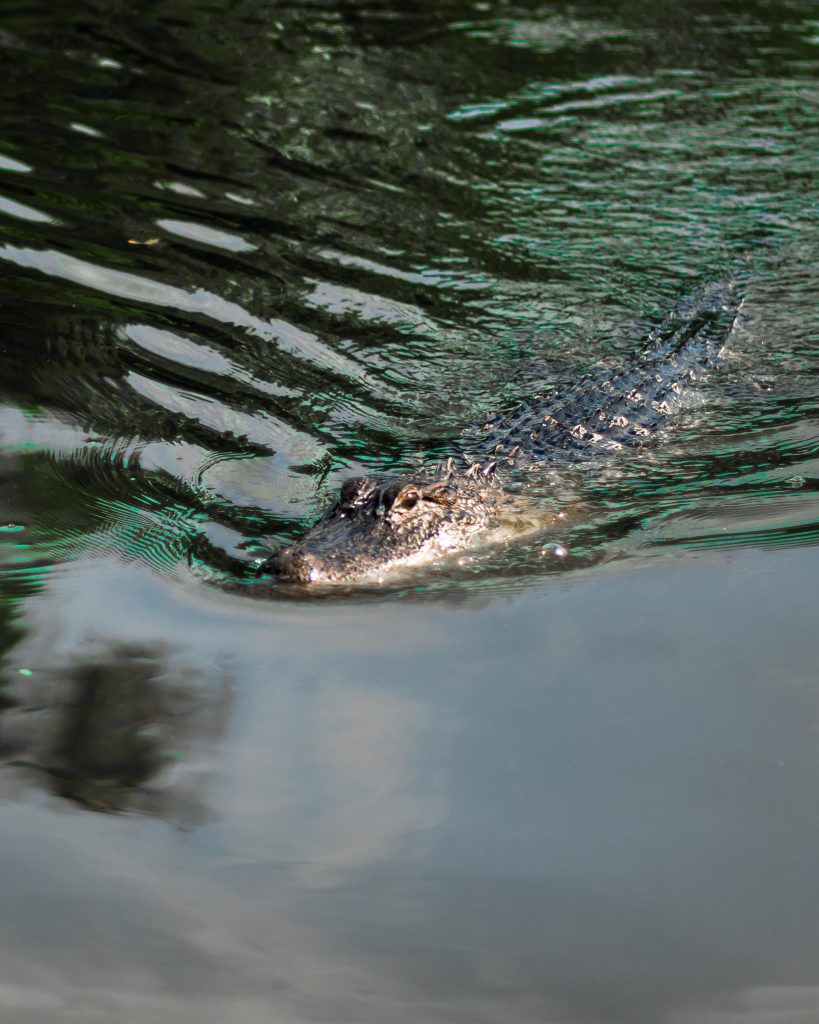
xmin=266 ymin=281 xmax=742 ymax=584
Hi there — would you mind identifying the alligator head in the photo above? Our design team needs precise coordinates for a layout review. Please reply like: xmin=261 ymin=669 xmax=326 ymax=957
xmin=266 ymin=467 xmax=500 ymax=584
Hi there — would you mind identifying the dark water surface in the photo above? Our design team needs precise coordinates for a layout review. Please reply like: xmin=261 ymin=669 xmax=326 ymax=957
xmin=1 ymin=1 xmax=819 ymax=1020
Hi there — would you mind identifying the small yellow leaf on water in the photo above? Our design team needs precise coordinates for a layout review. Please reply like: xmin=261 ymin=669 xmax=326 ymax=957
xmin=127 ymin=238 xmax=160 ymax=245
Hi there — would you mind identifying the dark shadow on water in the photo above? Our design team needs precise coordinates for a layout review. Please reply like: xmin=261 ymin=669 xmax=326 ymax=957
xmin=0 ymin=641 xmax=231 ymax=824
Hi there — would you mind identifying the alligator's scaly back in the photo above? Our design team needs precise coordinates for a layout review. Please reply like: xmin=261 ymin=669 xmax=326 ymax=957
xmin=476 ymin=281 xmax=741 ymax=469
xmin=267 ymin=282 xmax=741 ymax=584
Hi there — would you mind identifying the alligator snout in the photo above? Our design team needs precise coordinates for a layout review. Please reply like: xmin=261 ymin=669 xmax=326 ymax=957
xmin=266 ymin=547 xmax=330 ymax=584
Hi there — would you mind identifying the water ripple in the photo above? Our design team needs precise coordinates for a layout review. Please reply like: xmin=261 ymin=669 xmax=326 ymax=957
xmin=0 ymin=0 xmax=817 ymax=595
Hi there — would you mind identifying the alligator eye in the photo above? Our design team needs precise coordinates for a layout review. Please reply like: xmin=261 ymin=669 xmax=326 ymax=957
xmin=339 ymin=476 xmax=378 ymax=512
xmin=396 ymin=488 xmax=419 ymax=510
xmin=340 ymin=478 xmax=363 ymax=505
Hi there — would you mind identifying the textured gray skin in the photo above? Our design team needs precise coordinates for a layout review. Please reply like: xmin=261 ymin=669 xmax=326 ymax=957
xmin=267 ymin=283 xmax=741 ymax=584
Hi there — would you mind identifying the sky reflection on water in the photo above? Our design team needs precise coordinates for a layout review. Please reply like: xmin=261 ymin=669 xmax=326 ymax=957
xmin=2 ymin=544 xmax=819 ymax=1022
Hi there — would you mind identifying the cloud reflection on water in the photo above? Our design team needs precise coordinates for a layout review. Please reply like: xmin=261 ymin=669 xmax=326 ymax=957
xmin=1 ymin=549 xmax=819 ymax=1021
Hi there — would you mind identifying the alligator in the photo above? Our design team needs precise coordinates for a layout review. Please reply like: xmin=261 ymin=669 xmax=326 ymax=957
xmin=265 ymin=281 xmax=741 ymax=584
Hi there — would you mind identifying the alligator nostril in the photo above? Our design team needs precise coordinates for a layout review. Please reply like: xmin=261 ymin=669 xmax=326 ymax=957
xmin=265 ymin=548 xmax=327 ymax=583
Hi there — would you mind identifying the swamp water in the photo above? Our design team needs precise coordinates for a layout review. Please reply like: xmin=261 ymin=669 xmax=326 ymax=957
xmin=1 ymin=1 xmax=819 ymax=1021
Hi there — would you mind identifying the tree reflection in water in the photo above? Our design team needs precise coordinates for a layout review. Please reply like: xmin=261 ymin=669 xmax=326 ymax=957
xmin=0 ymin=642 xmax=231 ymax=823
